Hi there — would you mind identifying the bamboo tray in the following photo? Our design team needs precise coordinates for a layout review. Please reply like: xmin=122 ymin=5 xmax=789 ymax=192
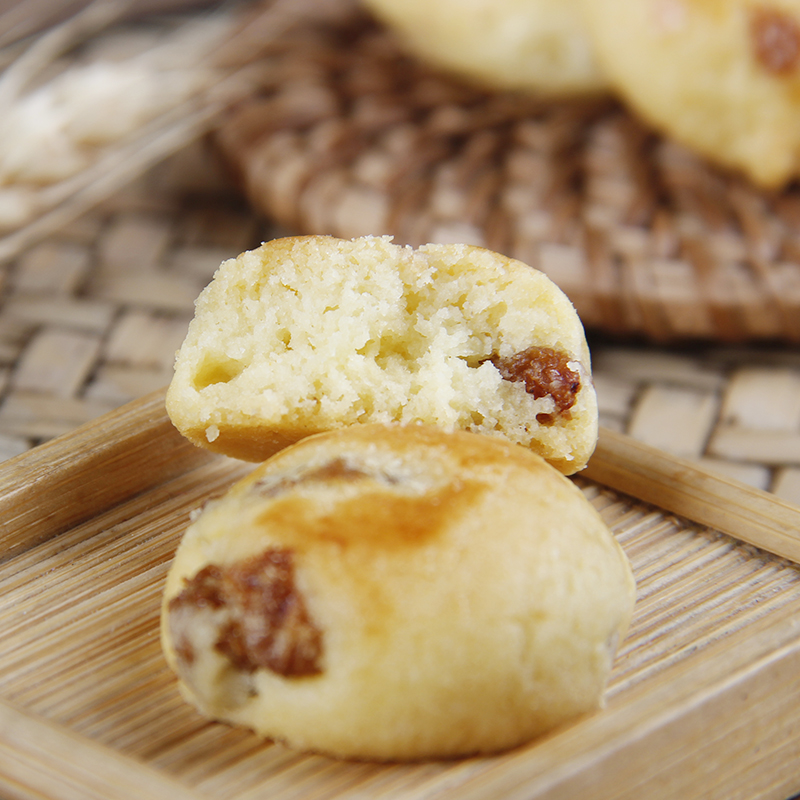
xmin=3 ymin=389 xmax=800 ymax=800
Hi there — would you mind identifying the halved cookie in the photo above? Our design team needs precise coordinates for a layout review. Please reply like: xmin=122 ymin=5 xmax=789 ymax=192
xmin=166 ymin=234 xmax=598 ymax=473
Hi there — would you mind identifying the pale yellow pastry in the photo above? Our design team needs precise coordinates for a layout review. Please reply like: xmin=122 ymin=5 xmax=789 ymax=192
xmin=582 ymin=0 xmax=800 ymax=187
xmin=161 ymin=423 xmax=636 ymax=761
xmin=166 ymin=235 xmax=598 ymax=475
xmin=361 ymin=0 xmax=608 ymax=95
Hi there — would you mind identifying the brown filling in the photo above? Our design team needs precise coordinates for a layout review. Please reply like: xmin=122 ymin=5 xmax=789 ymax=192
xmin=169 ymin=548 xmax=323 ymax=677
xmin=750 ymin=6 xmax=800 ymax=75
xmin=490 ymin=346 xmax=581 ymax=425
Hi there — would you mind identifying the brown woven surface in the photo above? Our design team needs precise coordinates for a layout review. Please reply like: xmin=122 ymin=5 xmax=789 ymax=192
xmin=214 ymin=0 xmax=800 ymax=345
xmin=1 ymin=140 xmax=799 ymax=506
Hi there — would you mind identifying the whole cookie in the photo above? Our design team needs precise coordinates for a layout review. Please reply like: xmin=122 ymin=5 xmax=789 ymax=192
xmin=161 ymin=423 xmax=636 ymax=760
xmin=362 ymin=0 xmax=607 ymax=95
xmin=166 ymin=235 xmax=598 ymax=474
xmin=582 ymin=0 xmax=800 ymax=187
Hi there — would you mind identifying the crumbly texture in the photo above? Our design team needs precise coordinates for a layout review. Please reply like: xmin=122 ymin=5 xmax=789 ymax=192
xmin=161 ymin=424 xmax=636 ymax=761
xmin=166 ymin=235 xmax=598 ymax=474
xmin=582 ymin=0 xmax=800 ymax=188
xmin=362 ymin=0 xmax=608 ymax=95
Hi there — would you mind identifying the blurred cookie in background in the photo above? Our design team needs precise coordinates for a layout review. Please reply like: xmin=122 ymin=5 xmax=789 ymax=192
xmin=582 ymin=0 xmax=800 ymax=188
xmin=360 ymin=0 xmax=608 ymax=96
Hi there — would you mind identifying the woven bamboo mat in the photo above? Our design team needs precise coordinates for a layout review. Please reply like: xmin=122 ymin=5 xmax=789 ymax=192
xmin=1 ymin=139 xmax=799 ymax=508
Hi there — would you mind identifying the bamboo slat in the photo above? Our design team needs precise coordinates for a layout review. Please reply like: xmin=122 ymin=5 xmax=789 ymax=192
xmin=0 ymin=701 xmax=203 ymax=800
xmin=583 ymin=426 xmax=800 ymax=565
xmin=0 ymin=389 xmax=211 ymax=561
xmin=2 ymin=392 xmax=800 ymax=799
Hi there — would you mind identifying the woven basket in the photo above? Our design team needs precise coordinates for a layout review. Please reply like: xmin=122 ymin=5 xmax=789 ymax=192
xmin=213 ymin=0 xmax=800 ymax=344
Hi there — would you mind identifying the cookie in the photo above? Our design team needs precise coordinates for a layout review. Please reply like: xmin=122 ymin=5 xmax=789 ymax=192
xmin=582 ymin=0 xmax=800 ymax=187
xmin=166 ymin=235 xmax=598 ymax=474
xmin=161 ymin=423 xmax=636 ymax=760
xmin=361 ymin=0 xmax=607 ymax=95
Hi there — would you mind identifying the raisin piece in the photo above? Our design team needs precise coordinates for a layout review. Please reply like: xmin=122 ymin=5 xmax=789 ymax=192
xmin=750 ymin=6 xmax=800 ymax=75
xmin=167 ymin=565 xmax=227 ymax=669
xmin=490 ymin=346 xmax=581 ymax=422
xmin=170 ymin=564 xmax=226 ymax=609
xmin=173 ymin=634 xmax=196 ymax=667
xmin=169 ymin=548 xmax=323 ymax=677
